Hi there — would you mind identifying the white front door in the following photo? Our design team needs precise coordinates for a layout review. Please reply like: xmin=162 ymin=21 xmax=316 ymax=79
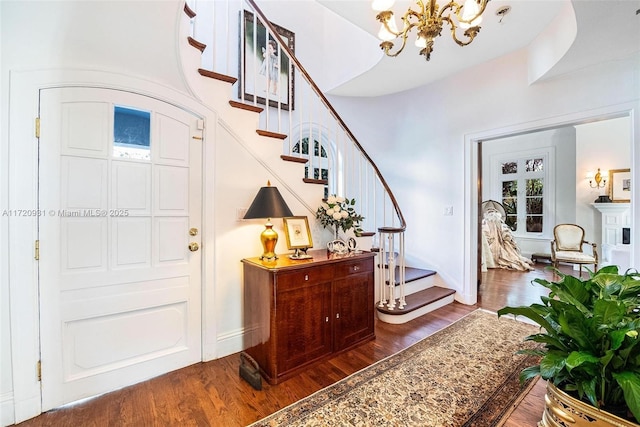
xmin=38 ymin=87 xmax=203 ymax=410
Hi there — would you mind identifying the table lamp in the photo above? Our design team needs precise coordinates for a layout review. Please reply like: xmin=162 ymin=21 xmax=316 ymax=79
xmin=243 ymin=181 xmax=293 ymax=260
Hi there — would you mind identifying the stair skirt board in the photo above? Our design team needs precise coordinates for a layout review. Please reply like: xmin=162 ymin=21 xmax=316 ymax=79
xmin=376 ymin=293 xmax=456 ymax=325
xmin=383 ymin=267 xmax=436 ymax=285
xmin=381 ymin=267 xmax=437 ymax=296
xmin=402 ymin=276 xmax=435 ymax=296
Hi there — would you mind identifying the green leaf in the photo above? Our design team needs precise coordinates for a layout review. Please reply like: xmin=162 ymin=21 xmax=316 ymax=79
xmin=525 ymin=334 xmax=569 ymax=352
xmin=556 ymin=306 xmax=593 ymax=351
xmin=519 ymin=365 xmax=541 ymax=383
xmin=497 ymin=306 xmax=556 ymax=335
xmin=610 ymin=329 xmax=628 ymax=351
xmin=612 ymin=371 xmax=640 ymax=423
xmin=539 ymin=352 xmax=566 ymax=378
xmin=578 ymin=376 xmax=599 ymax=408
xmin=559 ymin=274 xmax=591 ymax=304
xmin=565 ymin=351 xmax=599 ymax=371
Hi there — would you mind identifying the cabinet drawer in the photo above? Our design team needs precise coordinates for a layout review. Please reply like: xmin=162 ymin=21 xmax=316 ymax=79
xmin=276 ymin=266 xmax=333 ymax=290
xmin=333 ymin=258 xmax=373 ymax=278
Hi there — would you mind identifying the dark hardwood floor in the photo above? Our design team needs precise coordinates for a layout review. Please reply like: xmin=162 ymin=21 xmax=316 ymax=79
xmin=16 ymin=262 xmax=577 ymax=427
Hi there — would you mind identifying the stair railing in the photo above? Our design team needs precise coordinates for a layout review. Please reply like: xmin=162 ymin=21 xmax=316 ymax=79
xmin=193 ymin=0 xmax=407 ymax=306
xmin=242 ymin=0 xmax=404 ymax=230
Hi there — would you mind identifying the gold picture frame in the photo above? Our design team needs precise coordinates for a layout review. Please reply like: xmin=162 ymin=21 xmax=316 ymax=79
xmin=283 ymin=216 xmax=313 ymax=250
xmin=609 ymin=168 xmax=631 ymax=202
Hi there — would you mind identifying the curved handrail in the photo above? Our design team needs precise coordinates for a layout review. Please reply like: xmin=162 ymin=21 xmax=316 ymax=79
xmin=246 ymin=0 xmax=406 ymax=231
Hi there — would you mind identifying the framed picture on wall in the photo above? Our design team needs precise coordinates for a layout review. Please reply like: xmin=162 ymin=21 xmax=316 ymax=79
xmin=609 ymin=168 xmax=631 ymax=202
xmin=239 ymin=10 xmax=295 ymax=111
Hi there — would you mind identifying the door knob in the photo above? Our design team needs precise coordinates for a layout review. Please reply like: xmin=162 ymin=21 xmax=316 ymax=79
xmin=189 ymin=228 xmax=199 ymax=236
xmin=188 ymin=242 xmax=200 ymax=252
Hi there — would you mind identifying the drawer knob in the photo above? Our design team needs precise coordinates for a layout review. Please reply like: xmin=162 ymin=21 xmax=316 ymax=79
xmin=325 ymin=316 xmax=329 ymax=322
xmin=336 ymin=313 xmax=340 ymax=319
xmin=304 ymin=274 xmax=309 ymax=281
xmin=353 ymin=266 xmax=360 ymax=272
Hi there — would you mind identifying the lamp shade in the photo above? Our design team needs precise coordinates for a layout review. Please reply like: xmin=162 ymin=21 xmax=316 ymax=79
xmin=243 ymin=182 xmax=293 ymax=261
xmin=243 ymin=183 xmax=293 ymax=219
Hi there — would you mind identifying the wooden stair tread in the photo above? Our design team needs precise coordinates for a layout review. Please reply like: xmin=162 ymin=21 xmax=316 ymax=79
xmin=302 ymin=178 xmax=328 ymax=185
xmin=183 ymin=3 xmax=196 ymax=19
xmin=378 ymin=226 xmax=405 ymax=233
xmin=396 ymin=267 xmax=436 ymax=285
xmin=229 ymin=100 xmax=263 ymax=113
xmin=199 ymin=69 xmax=237 ymax=85
xmin=256 ymin=129 xmax=287 ymax=140
xmin=188 ymin=36 xmax=206 ymax=53
xmin=376 ymin=286 xmax=455 ymax=315
xmin=281 ymin=155 xmax=308 ymax=164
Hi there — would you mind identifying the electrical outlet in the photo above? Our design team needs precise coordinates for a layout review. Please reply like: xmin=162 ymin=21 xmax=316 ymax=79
xmin=444 ymin=206 xmax=454 ymax=216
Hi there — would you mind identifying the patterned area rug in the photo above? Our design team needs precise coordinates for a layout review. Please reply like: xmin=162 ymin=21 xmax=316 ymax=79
xmin=251 ymin=309 xmax=541 ymax=427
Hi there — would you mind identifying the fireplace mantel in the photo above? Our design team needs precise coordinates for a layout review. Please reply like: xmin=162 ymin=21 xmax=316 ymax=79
xmin=590 ymin=203 xmax=631 ymax=266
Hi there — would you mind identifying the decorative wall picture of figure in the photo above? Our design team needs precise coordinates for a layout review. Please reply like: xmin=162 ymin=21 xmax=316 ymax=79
xmin=240 ymin=11 xmax=294 ymax=110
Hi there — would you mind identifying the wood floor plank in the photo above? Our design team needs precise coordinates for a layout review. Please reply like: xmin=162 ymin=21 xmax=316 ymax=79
xmin=14 ymin=262 xmax=576 ymax=427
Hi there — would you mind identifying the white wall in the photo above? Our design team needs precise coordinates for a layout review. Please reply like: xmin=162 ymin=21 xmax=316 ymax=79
xmin=328 ymin=48 xmax=639 ymax=299
xmin=575 ymin=117 xmax=631 ymax=250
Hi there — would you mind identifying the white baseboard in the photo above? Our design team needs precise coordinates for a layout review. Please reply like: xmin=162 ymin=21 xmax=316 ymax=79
xmin=216 ymin=328 xmax=245 ymax=358
xmin=1 ymin=392 xmax=15 ymax=427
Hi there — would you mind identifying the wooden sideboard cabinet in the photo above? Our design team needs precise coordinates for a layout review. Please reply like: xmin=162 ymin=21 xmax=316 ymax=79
xmin=241 ymin=250 xmax=376 ymax=384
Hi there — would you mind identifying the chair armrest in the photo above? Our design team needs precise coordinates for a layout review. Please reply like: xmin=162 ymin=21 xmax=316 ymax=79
xmin=589 ymin=242 xmax=598 ymax=264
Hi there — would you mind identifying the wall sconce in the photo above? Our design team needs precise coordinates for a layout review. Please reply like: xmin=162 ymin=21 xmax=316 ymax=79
xmin=243 ymin=181 xmax=293 ymax=261
xmin=586 ymin=168 xmax=607 ymax=189
xmin=585 ymin=168 xmax=612 ymax=203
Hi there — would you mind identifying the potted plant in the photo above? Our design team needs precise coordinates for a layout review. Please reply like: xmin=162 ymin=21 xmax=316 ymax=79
xmin=497 ymin=265 xmax=640 ymax=426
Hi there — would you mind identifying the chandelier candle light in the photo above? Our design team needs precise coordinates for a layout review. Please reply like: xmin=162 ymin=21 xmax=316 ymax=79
xmin=373 ymin=0 xmax=489 ymax=61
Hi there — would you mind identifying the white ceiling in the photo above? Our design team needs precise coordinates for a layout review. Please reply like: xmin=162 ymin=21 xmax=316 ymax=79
xmin=317 ymin=0 xmax=640 ymax=97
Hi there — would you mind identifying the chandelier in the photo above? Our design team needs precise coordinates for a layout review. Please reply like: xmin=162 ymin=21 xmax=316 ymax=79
xmin=372 ymin=0 xmax=489 ymax=61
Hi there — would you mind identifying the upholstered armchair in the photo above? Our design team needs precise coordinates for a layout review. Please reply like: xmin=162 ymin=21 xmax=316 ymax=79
xmin=550 ymin=224 xmax=598 ymax=273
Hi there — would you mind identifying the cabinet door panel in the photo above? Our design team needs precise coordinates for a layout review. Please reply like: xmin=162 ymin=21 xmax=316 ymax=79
xmin=276 ymin=281 xmax=332 ymax=374
xmin=333 ymin=273 xmax=374 ymax=351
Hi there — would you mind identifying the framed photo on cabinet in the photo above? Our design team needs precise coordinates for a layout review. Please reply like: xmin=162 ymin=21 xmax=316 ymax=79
xmin=283 ymin=216 xmax=312 ymax=250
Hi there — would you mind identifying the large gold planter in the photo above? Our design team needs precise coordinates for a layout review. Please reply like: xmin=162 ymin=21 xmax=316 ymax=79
xmin=539 ymin=382 xmax=639 ymax=427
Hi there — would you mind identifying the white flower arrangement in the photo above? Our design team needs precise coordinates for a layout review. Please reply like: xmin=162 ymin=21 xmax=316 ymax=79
xmin=315 ymin=195 xmax=364 ymax=237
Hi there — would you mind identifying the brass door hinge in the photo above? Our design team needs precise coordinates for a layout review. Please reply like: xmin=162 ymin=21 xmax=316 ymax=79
xmin=37 ymin=360 xmax=42 ymax=381
xmin=35 ymin=240 xmax=40 ymax=260
xmin=35 ymin=117 xmax=40 ymax=138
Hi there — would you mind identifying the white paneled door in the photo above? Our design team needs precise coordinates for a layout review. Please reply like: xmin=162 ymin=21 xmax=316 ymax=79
xmin=38 ymin=87 xmax=203 ymax=410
